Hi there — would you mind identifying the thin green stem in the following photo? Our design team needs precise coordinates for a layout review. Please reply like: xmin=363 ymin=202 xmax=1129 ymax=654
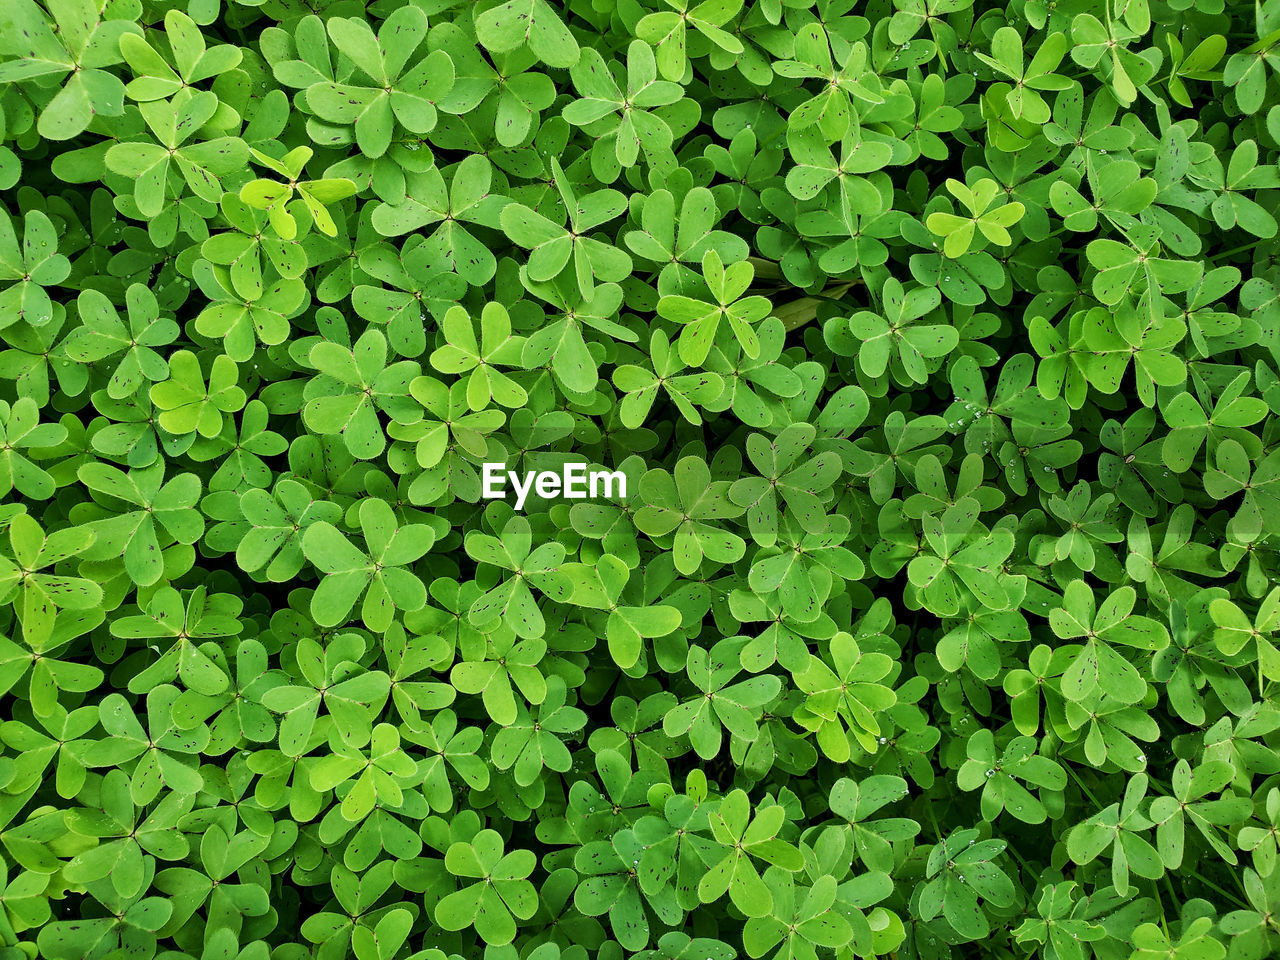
xmin=927 ymin=801 xmax=945 ymax=843
xmin=1065 ymin=765 xmax=1103 ymax=808
xmin=1208 ymin=238 xmax=1268 ymax=262
xmin=1186 ymin=869 xmax=1249 ymax=910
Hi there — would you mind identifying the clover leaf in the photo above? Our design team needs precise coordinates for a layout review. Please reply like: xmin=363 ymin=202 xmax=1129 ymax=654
xmin=302 ymin=498 xmax=434 ymax=631
xmin=305 ymin=8 xmax=454 ymax=159
xmin=435 ymin=829 xmax=537 ymax=945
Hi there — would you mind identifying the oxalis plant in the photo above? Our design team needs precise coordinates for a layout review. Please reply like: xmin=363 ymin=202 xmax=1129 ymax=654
xmin=0 ymin=0 xmax=1279 ymax=958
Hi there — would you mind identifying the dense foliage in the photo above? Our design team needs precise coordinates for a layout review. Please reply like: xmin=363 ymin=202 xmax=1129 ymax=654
xmin=0 ymin=0 xmax=1279 ymax=958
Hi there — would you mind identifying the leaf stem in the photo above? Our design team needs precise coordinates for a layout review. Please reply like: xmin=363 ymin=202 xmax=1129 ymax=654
xmin=1186 ymin=868 xmax=1248 ymax=909
xmin=1064 ymin=765 xmax=1103 ymax=808
xmin=1208 ymin=238 xmax=1268 ymax=262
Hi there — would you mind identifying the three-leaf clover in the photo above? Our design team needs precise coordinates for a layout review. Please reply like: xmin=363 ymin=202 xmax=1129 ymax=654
xmin=560 ymin=554 xmax=682 ymax=670
xmin=308 ymin=722 xmax=418 ymax=821
xmin=500 ymin=158 xmax=632 ymax=298
xmin=428 ymin=303 xmax=528 ymax=411
xmin=698 ymin=790 xmax=803 ymax=918
xmin=305 ymin=7 xmax=455 ymax=158
xmin=0 ymin=0 xmax=139 ymax=140
xmin=0 ymin=513 xmax=102 ymax=648
xmin=919 ymin=829 xmax=1016 ymax=939
xmin=105 ymin=91 xmax=248 ymax=218
xmin=926 ymin=178 xmax=1026 ymax=257
xmin=1050 ymin=582 xmax=1169 ymax=704
xmin=635 ymin=457 xmax=745 ymax=575
xmin=240 ymin=146 xmax=357 ymax=240
xmin=658 ymin=250 xmax=769 ymax=367
xmin=435 ymin=829 xmax=538 ymax=946
xmin=301 ymin=498 xmax=435 ymax=631
xmin=149 ymin=350 xmax=246 ymax=439
xmin=663 ymin=638 xmax=781 ymax=760
xmin=907 ymin=497 xmax=1015 ymax=617
xmin=563 ymin=42 xmax=684 ymax=172
xmin=846 ymin=278 xmax=956 ymax=384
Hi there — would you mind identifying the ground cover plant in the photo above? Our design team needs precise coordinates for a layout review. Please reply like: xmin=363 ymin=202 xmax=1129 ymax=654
xmin=0 ymin=0 xmax=1279 ymax=958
